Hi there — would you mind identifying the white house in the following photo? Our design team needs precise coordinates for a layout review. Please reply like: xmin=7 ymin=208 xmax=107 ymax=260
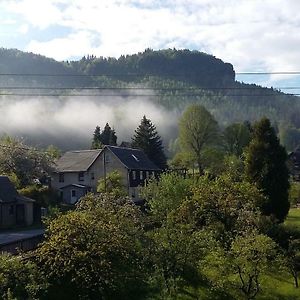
xmin=51 ymin=146 xmax=161 ymax=204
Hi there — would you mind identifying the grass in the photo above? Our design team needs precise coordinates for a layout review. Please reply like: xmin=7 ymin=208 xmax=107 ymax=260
xmin=285 ymin=208 xmax=300 ymax=230
xmin=257 ymin=272 xmax=300 ymax=300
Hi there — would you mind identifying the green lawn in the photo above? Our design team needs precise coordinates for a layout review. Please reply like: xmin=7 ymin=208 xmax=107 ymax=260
xmin=285 ymin=208 xmax=300 ymax=230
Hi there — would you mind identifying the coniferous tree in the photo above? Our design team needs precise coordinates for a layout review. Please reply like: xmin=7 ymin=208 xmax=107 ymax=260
xmin=100 ymin=123 xmax=117 ymax=145
xmin=91 ymin=126 xmax=102 ymax=149
xmin=245 ymin=117 xmax=290 ymax=222
xmin=132 ymin=116 xmax=167 ymax=169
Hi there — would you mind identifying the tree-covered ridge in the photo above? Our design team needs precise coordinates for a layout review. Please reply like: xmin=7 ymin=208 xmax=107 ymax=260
xmin=1 ymin=47 xmax=300 ymax=149
xmin=72 ymin=48 xmax=235 ymax=87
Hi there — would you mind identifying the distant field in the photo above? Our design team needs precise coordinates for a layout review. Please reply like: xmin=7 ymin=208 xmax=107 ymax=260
xmin=285 ymin=208 xmax=300 ymax=229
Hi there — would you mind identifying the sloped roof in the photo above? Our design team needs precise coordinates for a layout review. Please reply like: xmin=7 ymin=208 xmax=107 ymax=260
xmin=60 ymin=184 xmax=89 ymax=189
xmin=0 ymin=176 xmax=19 ymax=203
xmin=106 ymin=146 xmax=161 ymax=171
xmin=55 ymin=150 xmax=102 ymax=172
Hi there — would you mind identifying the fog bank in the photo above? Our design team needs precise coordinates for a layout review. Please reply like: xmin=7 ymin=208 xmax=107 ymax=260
xmin=0 ymin=94 xmax=179 ymax=150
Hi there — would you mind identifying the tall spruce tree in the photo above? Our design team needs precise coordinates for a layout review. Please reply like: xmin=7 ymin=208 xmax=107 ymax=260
xmin=245 ymin=117 xmax=290 ymax=222
xmin=132 ymin=116 xmax=167 ymax=169
xmin=100 ymin=123 xmax=117 ymax=145
xmin=91 ymin=125 xmax=102 ymax=149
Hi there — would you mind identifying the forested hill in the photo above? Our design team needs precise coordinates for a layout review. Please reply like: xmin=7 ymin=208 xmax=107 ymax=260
xmin=1 ymin=47 xmax=300 ymax=150
xmin=70 ymin=48 xmax=236 ymax=88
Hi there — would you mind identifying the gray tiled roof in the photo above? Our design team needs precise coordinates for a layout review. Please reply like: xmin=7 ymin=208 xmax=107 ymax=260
xmin=55 ymin=150 xmax=102 ymax=172
xmin=0 ymin=176 xmax=19 ymax=203
xmin=107 ymin=146 xmax=161 ymax=171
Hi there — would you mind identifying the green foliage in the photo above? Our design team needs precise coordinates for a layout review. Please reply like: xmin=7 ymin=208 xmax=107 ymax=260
xmin=142 ymin=172 xmax=193 ymax=222
xmin=169 ymin=151 xmax=196 ymax=170
xmin=221 ymin=154 xmax=245 ymax=180
xmin=229 ymin=231 xmax=278 ymax=299
xmin=148 ymin=221 xmax=205 ymax=298
xmin=285 ymin=208 xmax=300 ymax=230
xmin=223 ymin=122 xmax=251 ymax=156
xmin=91 ymin=125 xmax=103 ymax=149
xmin=100 ymin=123 xmax=117 ymax=145
xmin=46 ymin=145 xmax=62 ymax=159
xmin=36 ymin=193 xmax=149 ymax=300
xmin=179 ymin=104 xmax=219 ymax=174
xmin=286 ymin=238 xmax=300 ymax=288
xmin=132 ymin=115 xmax=167 ymax=169
xmin=245 ymin=118 xmax=290 ymax=223
xmin=182 ymin=175 xmax=266 ymax=242
xmin=97 ymin=170 xmax=127 ymax=198
xmin=18 ymin=184 xmax=60 ymax=208
xmin=201 ymin=147 xmax=225 ymax=176
xmin=289 ymin=182 xmax=300 ymax=207
xmin=0 ymin=135 xmax=54 ymax=187
xmin=278 ymin=123 xmax=300 ymax=152
xmin=0 ymin=253 xmax=45 ymax=299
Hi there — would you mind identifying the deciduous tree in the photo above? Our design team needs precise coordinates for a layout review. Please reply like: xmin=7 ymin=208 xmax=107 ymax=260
xmin=179 ymin=104 xmax=219 ymax=174
xmin=223 ymin=122 xmax=251 ymax=156
xmin=36 ymin=193 xmax=149 ymax=300
xmin=0 ymin=136 xmax=54 ymax=187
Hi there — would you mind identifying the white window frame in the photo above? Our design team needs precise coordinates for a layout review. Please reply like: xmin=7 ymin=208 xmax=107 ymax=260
xmin=132 ymin=170 xmax=136 ymax=180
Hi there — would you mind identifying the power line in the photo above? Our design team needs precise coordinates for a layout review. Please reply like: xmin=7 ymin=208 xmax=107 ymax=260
xmin=0 ymin=93 xmax=297 ymax=97
xmin=1 ymin=71 xmax=300 ymax=77
xmin=0 ymin=86 xmax=300 ymax=90
xmin=236 ymin=71 xmax=300 ymax=75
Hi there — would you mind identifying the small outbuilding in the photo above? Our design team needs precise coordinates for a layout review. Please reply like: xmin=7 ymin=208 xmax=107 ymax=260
xmin=0 ymin=176 xmax=36 ymax=229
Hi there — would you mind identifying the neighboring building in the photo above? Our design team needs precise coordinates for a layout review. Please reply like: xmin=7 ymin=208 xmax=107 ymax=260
xmin=51 ymin=146 xmax=161 ymax=204
xmin=288 ymin=147 xmax=300 ymax=181
xmin=0 ymin=176 xmax=35 ymax=229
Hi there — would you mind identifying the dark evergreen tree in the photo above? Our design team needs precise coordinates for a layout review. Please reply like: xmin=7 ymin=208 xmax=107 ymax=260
xmin=132 ymin=116 xmax=167 ymax=169
xmin=91 ymin=125 xmax=102 ymax=149
xmin=100 ymin=123 xmax=117 ymax=146
xmin=245 ymin=117 xmax=290 ymax=222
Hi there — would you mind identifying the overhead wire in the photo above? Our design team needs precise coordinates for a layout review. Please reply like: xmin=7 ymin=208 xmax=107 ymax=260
xmin=0 ymin=72 xmax=300 ymax=96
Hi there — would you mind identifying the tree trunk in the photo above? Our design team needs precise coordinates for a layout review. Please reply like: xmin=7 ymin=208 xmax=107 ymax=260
xmin=198 ymin=160 xmax=203 ymax=176
xmin=294 ymin=273 xmax=299 ymax=288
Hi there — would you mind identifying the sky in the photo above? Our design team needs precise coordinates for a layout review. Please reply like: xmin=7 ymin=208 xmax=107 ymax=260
xmin=1 ymin=0 xmax=300 ymax=91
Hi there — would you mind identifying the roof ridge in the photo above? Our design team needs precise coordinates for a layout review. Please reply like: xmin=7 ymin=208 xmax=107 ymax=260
xmin=66 ymin=149 xmax=102 ymax=153
xmin=106 ymin=145 xmax=141 ymax=151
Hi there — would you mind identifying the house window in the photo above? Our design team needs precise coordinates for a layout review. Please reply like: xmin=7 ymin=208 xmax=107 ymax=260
xmin=78 ymin=172 xmax=84 ymax=182
xmin=139 ymin=171 xmax=143 ymax=180
xmin=146 ymin=171 xmax=149 ymax=178
xmin=71 ymin=190 xmax=76 ymax=197
xmin=9 ymin=205 xmax=14 ymax=215
xmin=91 ymin=172 xmax=95 ymax=180
xmin=132 ymin=188 xmax=136 ymax=198
xmin=132 ymin=171 xmax=136 ymax=180
xmin=105 ymin=153 xmax=111 ymax=163
xmin=59 ymin=173 xmax=64 ymax=183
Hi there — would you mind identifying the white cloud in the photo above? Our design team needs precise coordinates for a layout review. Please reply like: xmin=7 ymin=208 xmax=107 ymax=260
xmin=3 ymin=0 xmax=300 ymax=81
xmin=26 ymin=31 xmax=96 ymax=60
xmin=18 ymin=24 xmax=29 ymax=34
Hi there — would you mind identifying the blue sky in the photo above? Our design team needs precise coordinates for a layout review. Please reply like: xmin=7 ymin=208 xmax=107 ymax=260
xmin=1 ymin=0 xmax=300 ymax=92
